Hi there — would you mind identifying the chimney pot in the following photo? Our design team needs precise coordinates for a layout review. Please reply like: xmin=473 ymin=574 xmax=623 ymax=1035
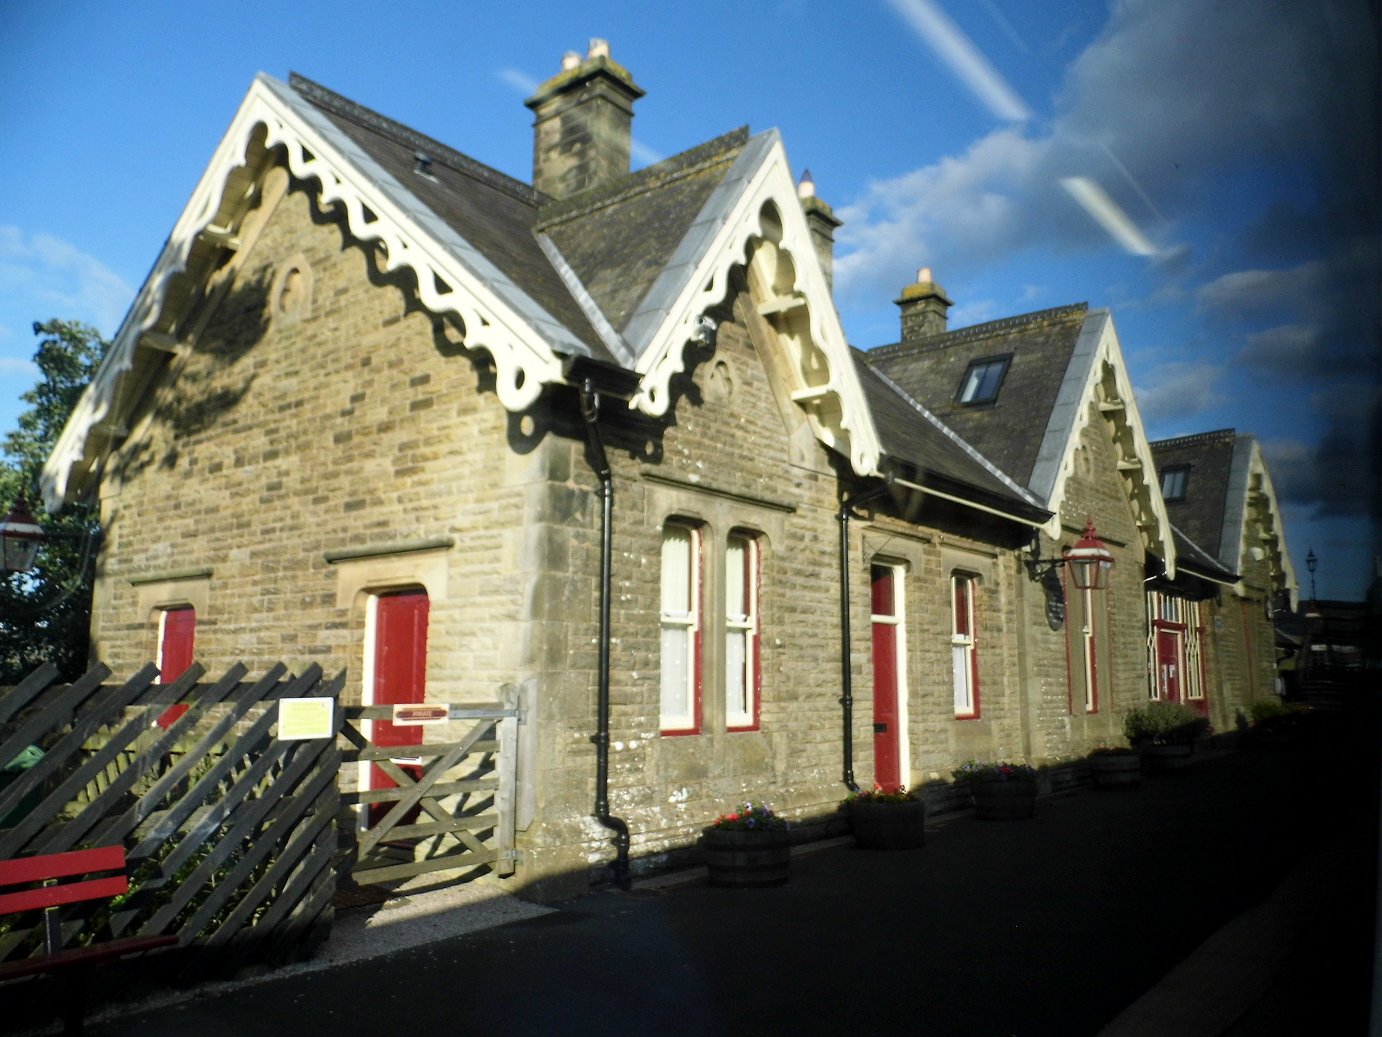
xmin=525 ymin=43 xmax=645 ymax=199
xmin=798 ymin=170 xmax=842 ymax=293
xmin=896 ymin=266 xmax=953 ymax=341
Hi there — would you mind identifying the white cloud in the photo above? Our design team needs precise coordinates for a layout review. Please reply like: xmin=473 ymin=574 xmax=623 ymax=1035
xmin=0 ymin=225 xmax=130 ymax=337
xmin=496 ymin=68 xmax=538 ymax=96
xmin=836 ymin=0 xmax=1372 ymax=315
xmin=1135 ymin=361 xmax=1224 ymax=424
xmin=1239 ymin=324 xmax=1321 ymax=373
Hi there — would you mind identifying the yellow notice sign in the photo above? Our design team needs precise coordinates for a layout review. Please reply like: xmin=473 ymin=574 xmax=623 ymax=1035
xmin=278 ymin=697 xmax=335 ymax=741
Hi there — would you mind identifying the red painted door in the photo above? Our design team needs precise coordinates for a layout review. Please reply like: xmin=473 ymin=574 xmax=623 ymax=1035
xmin=368 ymin=589 xmax=430 ymax=828
xmin=156 ymin=606 xmax=196 ymax=728
xmin=1156 ymin=628 xmax=1182 ymax=703
xmin=870 ymin=565 xmax=902 ymax=791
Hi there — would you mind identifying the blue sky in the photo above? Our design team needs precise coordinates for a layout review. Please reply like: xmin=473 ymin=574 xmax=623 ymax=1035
xmin=1 ymin=0 xmax=1377 ymax=600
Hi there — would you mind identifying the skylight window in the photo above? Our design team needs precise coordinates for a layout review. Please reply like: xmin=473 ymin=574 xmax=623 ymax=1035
xmin=956 ymin=355 xmax=1011 ymax=405
xmin=1161 ymin=466 xmax=1190 ymax=502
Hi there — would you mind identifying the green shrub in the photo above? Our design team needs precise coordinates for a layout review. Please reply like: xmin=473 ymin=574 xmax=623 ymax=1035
xmin=1123 ymin=701 xmax=1210 ymax=746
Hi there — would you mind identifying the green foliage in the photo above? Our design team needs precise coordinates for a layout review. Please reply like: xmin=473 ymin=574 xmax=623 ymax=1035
xmin=0 ymin=319 xmax=107 ymax=684
xmin=1122 ymin=700 xmax=1210 ymax=746
xmin=952 ymin=760 xmax=1037 ymax=783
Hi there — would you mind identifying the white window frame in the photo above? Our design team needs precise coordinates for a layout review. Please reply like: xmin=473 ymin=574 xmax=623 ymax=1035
xmin=660 ymin=524 xmax=701 ymax=734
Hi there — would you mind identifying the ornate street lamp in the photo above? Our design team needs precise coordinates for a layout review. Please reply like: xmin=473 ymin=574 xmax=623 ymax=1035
xmin=1305 ymin=547 xmax=1318 ymax=603
xmin=1062 ymin=520 xmax=1117 ymax=592
xmin=0 ymin=495 xmax=45 ymax=573
xmin=1026 ymin=519 xmax=1117 ymax=629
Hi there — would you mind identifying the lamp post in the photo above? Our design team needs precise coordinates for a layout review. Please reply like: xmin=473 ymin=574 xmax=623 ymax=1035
xmin=1305 ymin=547 xmax=1318 ymax=604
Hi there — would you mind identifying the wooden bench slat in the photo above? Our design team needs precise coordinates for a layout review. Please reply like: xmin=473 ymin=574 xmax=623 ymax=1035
xmin=0 ymin=875 xmax=130 ymax=915
xmin=0 ymin=845 xmax=125 ymax=886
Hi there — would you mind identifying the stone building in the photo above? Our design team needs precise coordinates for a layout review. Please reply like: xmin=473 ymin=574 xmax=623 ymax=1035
xmin=41 ymin=45 xmax=1291 ymax=896
xmin=1149 ymin=430 xmax=1295 ymax=727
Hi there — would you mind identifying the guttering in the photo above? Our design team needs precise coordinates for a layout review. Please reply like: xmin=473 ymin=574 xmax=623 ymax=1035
xmin=578 ymin=379 xmax=631 ymax=890
xmin=891 ymin=475 xmax=1046 ymax=529
xmin=838 ymin=477 xmax=893 ymax=793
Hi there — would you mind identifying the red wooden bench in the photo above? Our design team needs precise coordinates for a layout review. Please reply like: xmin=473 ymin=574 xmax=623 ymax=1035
xmin=0 ymin=845 xmax=179 ymax=1035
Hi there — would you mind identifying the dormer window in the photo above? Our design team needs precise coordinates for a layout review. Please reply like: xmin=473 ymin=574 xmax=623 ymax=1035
xmin=1161 ymin=465 xmax=1190 ymax=502
xmin=956 ymin=355 xmax=1011 ymax=405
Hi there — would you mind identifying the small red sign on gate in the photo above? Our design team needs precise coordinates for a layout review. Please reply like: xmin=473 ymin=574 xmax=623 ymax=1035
xmin=391 ymin=704 xmax=448 ymax=725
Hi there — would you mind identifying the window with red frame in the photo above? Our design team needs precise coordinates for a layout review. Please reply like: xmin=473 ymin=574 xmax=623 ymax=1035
xmin=660 ymin=524 xmax=702 ymax=734
xmin=951 ymin=574 xmax=980 ymax=718
xmin=724 ymin=533 xmax=760 ymax=731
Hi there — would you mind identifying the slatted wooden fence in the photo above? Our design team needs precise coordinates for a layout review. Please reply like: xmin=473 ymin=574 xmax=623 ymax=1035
xmin=339 ymin=686 xmax=519 ymax=887
xmin=0 ymin=661 xmax=343 ymax=981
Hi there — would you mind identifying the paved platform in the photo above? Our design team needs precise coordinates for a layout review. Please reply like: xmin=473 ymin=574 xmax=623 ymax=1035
xmin=15 ymin=713 xmax=1380 ymax=1036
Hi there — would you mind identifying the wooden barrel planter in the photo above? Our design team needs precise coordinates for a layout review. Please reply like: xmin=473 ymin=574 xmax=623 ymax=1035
xmin=849 ymin=799 xmax=927 ymax=850
xmin=971 ymin=781 xmax=1037 ymax=820
xmin=1140 ymin=743 xmax=1193 ymax=772
xmin=701 ymin=828 xmax=791 ymax=887
xmin=1087 ymin=752 xmax=1141 ymax=790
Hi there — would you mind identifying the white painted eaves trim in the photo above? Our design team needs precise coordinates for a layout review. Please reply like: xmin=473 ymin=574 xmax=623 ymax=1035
xmin=624 ymin=131 xmax=881 ymax=477
xmin=1224 ymin=436 xmax=1299 ymax=607
xmin=43 ymin=73 xmax=571 ymax=508
xmin=1031 ymin=310 xmax=1176 ymax=574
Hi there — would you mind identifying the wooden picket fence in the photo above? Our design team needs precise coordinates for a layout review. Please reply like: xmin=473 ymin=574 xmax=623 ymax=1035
xmin=0 ymin=661 xmax=343 ymax=981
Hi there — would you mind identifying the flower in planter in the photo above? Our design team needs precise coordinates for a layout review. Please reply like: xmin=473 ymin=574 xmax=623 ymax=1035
xmin=709 ymin=800 xmax=788 ymax=832
xmin=847 ymin=783 xmax=919 ymax=804
xmin=952 ymin=760 xmax=1037 ymax=783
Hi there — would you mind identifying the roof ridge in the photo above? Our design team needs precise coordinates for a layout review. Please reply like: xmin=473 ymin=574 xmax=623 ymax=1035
xmin=1149 ymin=428 xmax=1238 ymax=450
xmin=534 ymin=126 xmax=750 ymax=229
xmin=287 ymin=72 xmax=546 ymax=207
xmin=867 ymin=302 xmax=1089 ymax=357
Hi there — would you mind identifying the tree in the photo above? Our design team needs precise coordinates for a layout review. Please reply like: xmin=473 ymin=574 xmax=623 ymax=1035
xmin=0 ymin=320 xmax=108 ymax=683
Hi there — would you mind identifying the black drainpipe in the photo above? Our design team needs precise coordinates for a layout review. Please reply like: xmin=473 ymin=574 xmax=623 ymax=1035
xmin=838 ymin=478 xmax=893 ymax=793
xmin=579 ymin=380 xmax=632 ymax=890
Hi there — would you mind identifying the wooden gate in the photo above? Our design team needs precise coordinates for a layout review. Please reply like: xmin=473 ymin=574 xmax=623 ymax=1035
xmin=339 ymin=686 xmax=519 ymax=886
xmin=0 ymin=661 xmax=342 ymax=980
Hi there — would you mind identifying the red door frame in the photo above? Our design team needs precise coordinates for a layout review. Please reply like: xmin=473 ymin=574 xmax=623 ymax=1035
xmin=367 ymin=588 xmax=430 ymax=827
xmin=870 ymin=564 xmax=903 ymax=792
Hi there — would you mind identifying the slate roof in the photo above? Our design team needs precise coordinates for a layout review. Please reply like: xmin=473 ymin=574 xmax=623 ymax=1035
xmin=537 ymin=129 xmax=749 ymax=337
xmin=853 ymin=353 xmax=1048 ymax=519
xmin=1149 ymin=429 xmax=1239 ymax=567
xmin=283 ymin=78 xmax=1042 ymax=514
xmin=289 ymin=74 xmax=613 ymax=360
xmin=864 ymin=305 xmax=1089 ymax=490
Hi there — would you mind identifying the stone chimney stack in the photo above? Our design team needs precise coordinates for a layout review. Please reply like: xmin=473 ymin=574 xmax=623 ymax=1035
xmin=895 ymin=267 xmax=953 ymax=341
xmin=524 ymin=39 xmax=645 ymax=200
xmin=797 ymin=170 xmax=843 ymax=293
